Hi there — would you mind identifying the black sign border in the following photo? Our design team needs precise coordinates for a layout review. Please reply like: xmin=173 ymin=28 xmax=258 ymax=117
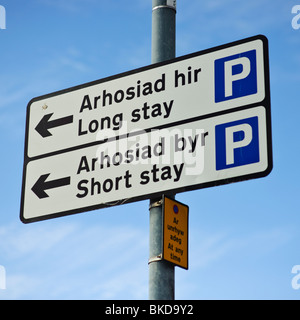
xmin=20 ymin=34 xmax=272 ymax=224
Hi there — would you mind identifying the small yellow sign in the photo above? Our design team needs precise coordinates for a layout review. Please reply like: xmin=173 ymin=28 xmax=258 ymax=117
xmin=163 ymin=196 xmax=189 ymax=269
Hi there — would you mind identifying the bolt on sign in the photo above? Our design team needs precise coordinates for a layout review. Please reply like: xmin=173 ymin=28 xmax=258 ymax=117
xmin=163 ymin=196 xmax=189 ymax=269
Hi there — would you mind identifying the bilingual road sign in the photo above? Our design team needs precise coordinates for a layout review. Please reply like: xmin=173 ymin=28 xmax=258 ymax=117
xmin=21 ymin=106 xmax=270 ymax=222
xmin=25 ymin=35 xmax=267 ymax=159
xmin=163 ymin=196 xmax=189 ymax=270
xmin=20 ymin=35 xmax=272 ymax=223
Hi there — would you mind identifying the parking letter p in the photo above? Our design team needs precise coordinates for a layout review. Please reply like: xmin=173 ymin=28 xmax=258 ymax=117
xmin=224 ymin=57 xmax=251 ymax=98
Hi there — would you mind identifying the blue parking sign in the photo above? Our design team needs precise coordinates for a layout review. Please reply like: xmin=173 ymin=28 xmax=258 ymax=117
xmin=215 ymin=50 xmax=258 ymax=103
xmin=215 ymin=116 xmax=260 ymax=170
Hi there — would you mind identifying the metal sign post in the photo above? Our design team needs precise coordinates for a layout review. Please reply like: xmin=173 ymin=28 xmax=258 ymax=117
xmin=19 ymin=0 xmax=272 ymax=301
xmin=149 ymin=0 xmax=176 ymax=300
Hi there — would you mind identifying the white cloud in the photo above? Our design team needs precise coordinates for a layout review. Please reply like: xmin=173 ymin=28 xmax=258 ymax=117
xmin=0 ymin=220 xmax=148 ymax=299
xmin=189 ymin=231 xmax=235 ymax=269
xmin=188 ymin=225 xmax=294 ymax=272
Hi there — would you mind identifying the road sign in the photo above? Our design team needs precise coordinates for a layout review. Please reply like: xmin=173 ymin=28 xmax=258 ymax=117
xmin=21 ymin=106 xmax=270 ymax=223
xmin=20 ymin=35 xmax=272 ymax=223
xmin=25 ymin=35 xmax=267 ymax=159
xmin=163 ymin=196 xmax=188 ymax=269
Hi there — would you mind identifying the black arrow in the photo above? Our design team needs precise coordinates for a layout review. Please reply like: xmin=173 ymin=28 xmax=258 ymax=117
xmin=32 ymin=174 xmax=71 ymax=199
xmin=35 ymin=113 xmax=74 ymax=138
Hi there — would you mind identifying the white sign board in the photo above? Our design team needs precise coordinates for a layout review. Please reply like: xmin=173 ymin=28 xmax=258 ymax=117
xmin=26 ymin=37 xmax=266 ymax=158
xmin=20 ymin=35 xmax=272 ymax=223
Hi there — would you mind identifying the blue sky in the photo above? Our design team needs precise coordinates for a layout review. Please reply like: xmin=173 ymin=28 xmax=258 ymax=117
xmin=0 ymin=0 xmax=300 ymax=300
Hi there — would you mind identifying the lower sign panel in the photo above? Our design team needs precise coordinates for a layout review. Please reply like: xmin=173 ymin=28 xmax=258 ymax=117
xmin=20 ymin=106 xmax=271 ymax=223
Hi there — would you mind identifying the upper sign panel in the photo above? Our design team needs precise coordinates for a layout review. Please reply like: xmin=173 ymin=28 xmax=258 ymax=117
xmin=25 ymin=35 xmax=269 ymax=159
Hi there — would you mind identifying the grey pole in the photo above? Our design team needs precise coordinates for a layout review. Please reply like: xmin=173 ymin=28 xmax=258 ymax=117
xmin=149 ymin=0 xmax=176 ymax=300
xmin=151 ymin=0 xmax=176 ymax=63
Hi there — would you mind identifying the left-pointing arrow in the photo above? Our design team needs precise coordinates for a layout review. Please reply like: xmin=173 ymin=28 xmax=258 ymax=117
xmin=35 ymin=113 xmax=74 ymax=138
xmin=31 ymin=174 xmax=71 ymax=199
